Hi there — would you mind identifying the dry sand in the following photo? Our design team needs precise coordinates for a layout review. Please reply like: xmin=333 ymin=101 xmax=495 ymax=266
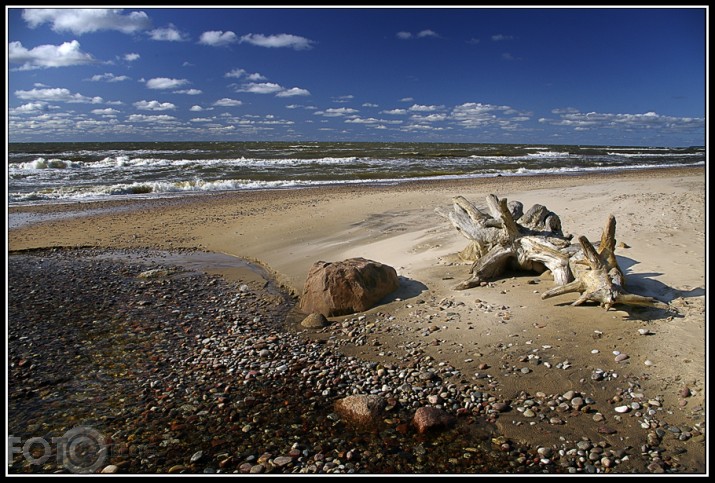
xmin=8 ymin=167 xmax=708 ymax=472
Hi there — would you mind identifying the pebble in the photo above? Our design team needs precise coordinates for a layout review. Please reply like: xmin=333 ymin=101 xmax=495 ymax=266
xmin=7 ymin=248 xmax=701 ymax=475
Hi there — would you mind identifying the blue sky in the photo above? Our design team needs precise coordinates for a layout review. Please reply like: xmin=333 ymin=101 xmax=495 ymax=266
xmin=6 ymin=6 xmax=707 ymax=146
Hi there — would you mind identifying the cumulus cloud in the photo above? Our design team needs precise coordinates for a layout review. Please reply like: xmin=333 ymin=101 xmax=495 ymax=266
xmin=314 ymin=107 xmax=359 ymax=117
xmin=127 ymin=114 xmax=177 ymax=123
xmin=332 ymin=95 xmax=354 ymax=103
xmin=213 ymin=98 xmax=243 ymax=107
xmin=133 ymin=100 xmax=176 ymax=111
xmin=88 ymin=72 xmax=130 ymax=82
xmin=22 ymin=8 xmax=151 ymax=35
xmin=345 ymin=117 xmax=402 ymax=125
xmin=149 ymin=25 xmax=188 ymax=41
xmin=190 ymin=105 xmax=205 ymax=111
xmin=9 ymin=40 xmax=96 ymax=70
xmin=237 ymin=82 xmax=284 ymax=94
xmin=246 ymin=72 xmax=267 ymax=81
xmin=417 ymin=29 xmax=439 ymax=38
xmin=382 ymin=109 xmax=407 ymax=115
xmin=11 ymin=102 xmax=48 ymax=114
xmin=91 ymin=108 xmax=120 ymax=115
xmin=411 ymin=113 xmax=447 ymax=122
xmin=146 ymin=77 xmax=189 ymax=89
xmin=409 ymin=104 xmax=444 ymax=112
xmin=124 ymin=53 xmax=140 ymax=62
xmin=240 ymin=33 xmax=315 ymax=50
xmin=199 ymin=30 xmax=238 ymax=46
xmin=15 ymin=87 xmax=103 ymax=104
xmin=450 ymin=102 xmax=529 ymax=129
xmin=174 ymin=89 xmax=202 ymax=95
xmin=276 ymin=87 xmax=311 ymax=97
xmin=491 ymin=34 xmax=514 ymax=41
xmin=539 ymin=109 xmax=704 ymax=132
xmin=225 ymin=68 xmax=266 ymax=81
xmin=225 ymin=68 xmax=246 ymax=78
xmin=397 ymin=30 xmax=439 ymax=39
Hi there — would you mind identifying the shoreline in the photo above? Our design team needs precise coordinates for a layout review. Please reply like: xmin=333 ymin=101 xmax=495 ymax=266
xmin=7 ymin=166 xmax=708 ymax=474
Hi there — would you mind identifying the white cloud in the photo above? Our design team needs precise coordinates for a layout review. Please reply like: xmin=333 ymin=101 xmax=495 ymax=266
xmin=382 ymin=109 xmax=407 ymax=115
xmin=411 ymin=113 xmax=447 ymax=122
xmin=11 ymin=102 xmax=48 ymax=114
xmin=22 ymin=8 xmax=151 ymax=35
xmin=240 ymin=33 xmax=315 ymax=50
xmin=315 ymin=107 xmax=359 ymax=117
xmin=213 ymin=98 xmax=243 ymax=107
xmin=190 ymin=117 xmax=214 ymax=123
xmin=133 ymin=100 xmax=177 ymax=111
xmin=127 ymin=114 xmax=177 ymax=123
xmin=400 ymin=97 xmax=414 ymax=102
xmin=88 ymin=72 xmax=130 ymax=82
xmin=276 ymin=87 xmax=311 ymax=97
xmin=91 ymin=108 xmax=120 ymax=115
xmin=540 ymin=109 xmax=704 ymax=132
xmin=174 ymin=89 xmax=202 ymax=95
xmin=238 ymin=82 xmax=284 ymax=94
xmin=190 ymin=105 xmax=204 ymax=111
xmin=491 ymin=34 xmax=514 ymax=41
xmin=397 ymin=30 xmax=439 ymax=40
xmin=362 ymin=103 xmax=379 ymax=108
xmin=225 ymin=69 xmax=266 ymax=81
xmin=417 ymin=29 xmax=439 ymax=38
xmin=345 ymin=117 xmax=402 ymax=125
xmin=149 ymin=24 xmax=188 ymax=41
xmin=146 ymin=77 xmax=189 ymax=89
xmin=225 ymin=68 xmax=246 ymax=78
xmin=409 ymin=104 xmax=444 ymax=112
xmin=124 ymin=53 xmax=140 ymax=62
xmin=199 ymin=30 xmax=238 ymax=47
xmin=15 ymin=87 xmax=103 ymax=104
xmin=450 ymin=102 xmax=529 ymax=130
xmin=332 ymin=95 xmax=354 ymax=103
xmin=9 ymin=40 xmax=96 ymax=70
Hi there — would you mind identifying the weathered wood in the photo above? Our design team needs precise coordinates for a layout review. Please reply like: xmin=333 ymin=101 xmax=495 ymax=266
xmin=440 ymin=194 xmax=669 ymax=311
xmin=439 ymin=194 xmax=571 ymax=289
xmin=517 ymin=236 xmax=572 ymax=286
xmin=456 ymin=245 xmax=515 ymax=290
xmin=541 ymin=235 xmax=669 ymax=311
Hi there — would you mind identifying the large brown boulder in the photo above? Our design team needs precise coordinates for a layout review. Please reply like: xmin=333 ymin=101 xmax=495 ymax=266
xmin=298 ymin=258 xmax=399 ymax=317
xmin=413 ymin=406 xmax=456 ymax=434
xmin=334 ymin=395 xmax=387 ymax=426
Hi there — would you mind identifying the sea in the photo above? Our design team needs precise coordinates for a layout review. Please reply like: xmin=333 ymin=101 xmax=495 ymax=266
xmin=7 ymin=141 xmax=705 ymax=206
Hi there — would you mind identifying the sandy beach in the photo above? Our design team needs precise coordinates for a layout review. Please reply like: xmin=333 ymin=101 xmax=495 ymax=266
xmin=8 ymin=167 xmax=707 ymax=474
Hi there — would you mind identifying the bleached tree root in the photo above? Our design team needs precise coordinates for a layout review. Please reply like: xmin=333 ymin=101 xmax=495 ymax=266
xmin=441 ymin=194 xmax=669 ymax=311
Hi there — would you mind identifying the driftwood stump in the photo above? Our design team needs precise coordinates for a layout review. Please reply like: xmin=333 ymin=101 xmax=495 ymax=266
xmin=541 ymin=215 xmax=669 ymax=310
xmin=439 ymin=194 xmax=668 ymax=311
xmin=437 ymin=194 xmax=574 ymax=290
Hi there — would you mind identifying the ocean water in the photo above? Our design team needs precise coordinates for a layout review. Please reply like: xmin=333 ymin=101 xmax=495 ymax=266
xmin=7 ymin=141 xmax=704 ymax=206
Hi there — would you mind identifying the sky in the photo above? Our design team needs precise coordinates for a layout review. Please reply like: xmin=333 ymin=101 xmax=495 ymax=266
xmin=6 ymin=6 xmax=708 ymax=146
